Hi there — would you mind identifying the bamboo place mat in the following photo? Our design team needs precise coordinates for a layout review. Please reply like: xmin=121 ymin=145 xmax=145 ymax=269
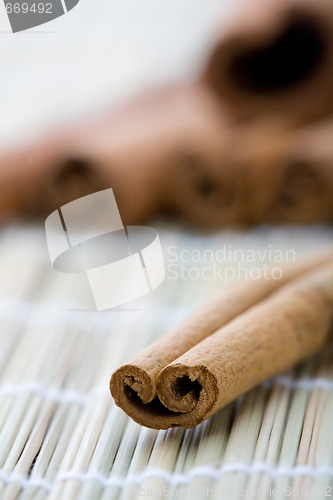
xmin=0 ymin=223 xmax=333 ymax=500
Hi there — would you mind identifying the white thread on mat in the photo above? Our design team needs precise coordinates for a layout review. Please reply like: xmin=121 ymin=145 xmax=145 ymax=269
xmin=0 ymin=375 xmax=332 ymax=409
xmin=263 ymin=376 xmax=333 ymax=392
xmin=1 ymin=462 xmax=333 ymax=492
xmin=0 ymin=297 xmax=192 ymax=330
xmin=0 ymin=382 xmax=108 ymax=406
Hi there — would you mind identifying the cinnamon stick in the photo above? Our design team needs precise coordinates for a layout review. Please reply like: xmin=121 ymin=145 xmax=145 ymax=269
xmin=110 ymin=252 xmax=333 ymax=429
xmin=203 ymin=0 xmax=333 ymax=124
xmin=0 ymin=85 xmax=226 ymax=225
xmin=1 ymin=86 xmax=333 ymax=228
xmin=233 ymin=119 xmax=333 ymax=225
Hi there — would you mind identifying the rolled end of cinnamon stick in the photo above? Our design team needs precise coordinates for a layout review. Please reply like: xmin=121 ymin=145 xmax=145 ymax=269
xmin=110 ymin=361 xmax=219 ymax=429
xmin=203 ymin=0 xmax=333 ymax=124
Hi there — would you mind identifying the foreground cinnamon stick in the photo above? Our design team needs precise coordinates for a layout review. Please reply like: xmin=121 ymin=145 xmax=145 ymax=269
xmin=110 ymin=252 xmax=333 ymax=429
xmin=203 ymin=0 xmax=333 ymax=124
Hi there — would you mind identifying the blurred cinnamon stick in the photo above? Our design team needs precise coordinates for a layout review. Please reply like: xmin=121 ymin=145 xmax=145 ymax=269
xmin=1 ymin=86 xmax=333 ymax=228
xmin=236 ymin=119 xmax=333 ymax=225
xmin=0 ymin=85 xmax=226 ymax=226
xmin=203 ymin=0 xmax=333 ymax=124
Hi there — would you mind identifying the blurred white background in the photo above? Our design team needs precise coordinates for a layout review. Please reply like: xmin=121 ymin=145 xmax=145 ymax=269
xmin=0 ymin=0 xmax=236 ymax=148
xmin=0 ymin=0 xmax=332 ymax=307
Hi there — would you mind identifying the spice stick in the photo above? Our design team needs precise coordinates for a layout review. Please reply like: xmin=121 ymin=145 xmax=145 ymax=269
xmin=234 ymin=119 xmax=333 ymax=226
xmin=0 ymin=84 xmax=225 ymax=226
xmin=166 ymin=118 xmax=333 ymax=229
xmin=110 ymin=252 xmax=333 ymax=429
xmin=202 ymin=0 xmax=333 ymax=124
xmin=1 ymin=85 xmax=333 ymax=229
xmin=2 ymin=87 xmax=333 ymax=229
